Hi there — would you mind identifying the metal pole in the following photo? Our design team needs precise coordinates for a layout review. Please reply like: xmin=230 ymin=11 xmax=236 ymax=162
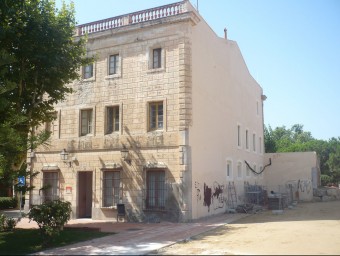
xmin=19 ymin=190 xmax=22 ymax=217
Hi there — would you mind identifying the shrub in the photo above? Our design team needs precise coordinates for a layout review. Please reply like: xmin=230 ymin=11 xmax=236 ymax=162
xmin=28 ymin=200 xmax=72 ymax=245
xmin=0 ymin=197 xmax=18 ymax=209
xmin=0 ymin=214 xmax=18 ymax=232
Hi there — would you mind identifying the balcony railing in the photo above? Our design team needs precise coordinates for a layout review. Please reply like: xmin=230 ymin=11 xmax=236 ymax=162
xmin=77 ymin=1 xmax=188 ymax=36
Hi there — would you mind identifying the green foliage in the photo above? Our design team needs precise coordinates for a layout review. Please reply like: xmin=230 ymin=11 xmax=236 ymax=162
xmin=0 ymin=214 xmax=18 ymax=232
xmin=0 ymin=197 xmax=18 ymax=209
xmin=264 ymin=124 xmax=340 ymax=184
xmin=320 ymin=174 xmax=332 ymax=186
xmin=0 ymin=0 xmax=91 ymax=193
xmin=28 ymin=199 xmax=72 ymax=245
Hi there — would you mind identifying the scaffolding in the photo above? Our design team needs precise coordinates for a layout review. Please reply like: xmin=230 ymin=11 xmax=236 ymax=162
xmin=244 ymin=182 xmax=267 ymax=206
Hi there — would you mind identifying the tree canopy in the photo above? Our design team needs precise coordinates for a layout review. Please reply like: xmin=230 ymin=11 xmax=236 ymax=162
xmin=0 ymin=0 xmax=90 ymax=195
xmin=264 ymin=124 xmax=340 ymax=185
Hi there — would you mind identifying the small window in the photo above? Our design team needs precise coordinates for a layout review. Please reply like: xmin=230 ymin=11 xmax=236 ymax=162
xmin=80 ymin=109 xmax=93 ymax=136
xmin=106 ymin=106 xmax=119 ymax=134
xmin=253 ymin=133 xmax=256 ymax=152
xmin=237 ymin=162 xmax=242 ymax=179
xmin=146 ymin=170 xmax=166 ymax=210
xmin=42 ymin=172 xmax=59 ymax=203
xmin=109 ymin=54 xmax=119 ymax=75
xmin=237 ymin=125 xmax=241 ymax=147
xmin=103 ymin=171 xmax=121 ymax=207
xmin=153 ymin=48 xmax=162 ymax=69
xmin=83 ymin=64 xmax=93 ymax=79
xmin=149 ymin=102 xmax=163 ymax=131
xmin=226 ymin=160 xmax=232 ymax=179
xmin=259 ymin=137 xmax=262 ymax=154
xmin=246 ymin=165 xmax=250 ymax=177
xmin=245 ymin=129 xmax=249 ymax=150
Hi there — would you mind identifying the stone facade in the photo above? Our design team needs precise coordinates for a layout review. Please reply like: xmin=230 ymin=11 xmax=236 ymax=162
xmin=28 ymin=1 xmax=268 ymax=222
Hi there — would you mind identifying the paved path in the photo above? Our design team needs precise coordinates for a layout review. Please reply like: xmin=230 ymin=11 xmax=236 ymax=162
xmin=11 ymin=211 xmax=246 ymax=255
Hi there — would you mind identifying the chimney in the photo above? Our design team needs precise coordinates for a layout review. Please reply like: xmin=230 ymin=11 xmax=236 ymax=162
xmin=224 ymin=28 xmax=227 ymax=40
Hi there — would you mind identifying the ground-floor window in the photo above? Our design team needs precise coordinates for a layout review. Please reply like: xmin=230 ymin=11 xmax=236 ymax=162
xmin=146 ymin=170 xmax=166 ymax=210
xmin=42 ymin=171 xmax=59 ymax=202
xmin=103 ymin=171 xmax=120 ymax=207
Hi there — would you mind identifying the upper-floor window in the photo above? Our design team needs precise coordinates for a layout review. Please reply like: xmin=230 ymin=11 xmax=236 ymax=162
xmin=149 ymin=101 xmax=163 ymax=131
xmin=83 ymin=64 xmax=93 ymax=79
xmin=245 ymin=129 xmax=249 ymax=150
xmin=153 ymin=48 xmax=162 ymax=69
xmin=80 ymin=109 xmax=93 ymax=136
xmin=253 ymin=133 xmax=256 ymax=152
xmin=109 ymin=54 xmax=119 ymax=75
xmin=237 ymin=124 xmax=241 ymax=147
xmin=106 ymin=106 xmax=120 ymax=134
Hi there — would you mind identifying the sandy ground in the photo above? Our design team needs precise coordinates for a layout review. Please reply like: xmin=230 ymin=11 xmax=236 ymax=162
xmin=153 ymin=201 xmax=340 ymax=255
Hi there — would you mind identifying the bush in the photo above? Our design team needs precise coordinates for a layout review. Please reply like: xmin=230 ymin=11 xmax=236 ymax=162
xmin=28 ymin=200 xmax=72 ymax=246
xmin=0 ymin=214 xmax=18 ymax=232
xmin=321 ymin=174 xmax=332 ymax=186
xmin=0 ymin=197 xmax=18 ymax=209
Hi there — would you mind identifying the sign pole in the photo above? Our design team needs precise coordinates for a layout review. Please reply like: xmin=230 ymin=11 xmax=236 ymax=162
xmin=19 ymin=191 xmax=22 ymax=217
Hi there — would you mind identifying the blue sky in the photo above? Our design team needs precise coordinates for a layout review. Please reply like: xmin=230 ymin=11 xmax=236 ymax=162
xmin=57 ymin=0 xmax=340 ymax=141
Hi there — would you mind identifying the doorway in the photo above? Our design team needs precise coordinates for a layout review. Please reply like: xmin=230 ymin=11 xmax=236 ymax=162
xmin=78 ymin=171 xmax=92 ymax=218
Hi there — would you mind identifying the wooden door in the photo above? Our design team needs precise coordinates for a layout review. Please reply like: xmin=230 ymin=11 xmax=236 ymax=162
xmin=78 ymin=171 xmax=92 ymax=218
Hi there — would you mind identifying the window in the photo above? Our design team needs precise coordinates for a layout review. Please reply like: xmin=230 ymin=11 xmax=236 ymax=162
xmin=253 ymin=164 xmax=257 ymax=177
xmin=153 ymin=48 xmax=162 ymax=69
xmin=80 ymin=109 xmax=93 ymax=136
xmin=45 ymin=111 xmax=58 ymax=135
xmin=42 ymin=172 xmax=59 ymax=202
xmin=259 ymin=137 xmax=262 ymax=154
xmin=237 ymin=162 xmax=242 ymax=179
xmin=146 ymin=170 xmax=166 ymax=210
xmin=83 ymin=64 xmax=93 ymax=79
xmin=106 ymin=106 xmax=119 ymax=134
xmin=246 ymin=165 xmax=250 ymax=177
xmin=109 ymin=54 xmax=119 ymax=75
xmin=103 ymin=171 xmax=120 ymax=207
xmin=226 ymin=160 xmax=232 ymax=179
xmin=253 ymin=133 xmax=256 ymax=152
xmin=237 ymin=125 xmax=241 ymax=147
xmin=149 ymin=102 xmax=163 ymax=131
xmin=245 ymin=129 xmax=249 ymax=150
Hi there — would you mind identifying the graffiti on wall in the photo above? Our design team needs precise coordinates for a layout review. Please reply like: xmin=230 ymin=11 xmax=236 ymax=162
xmin=203 ymin=183 xmax=212 ymax=211
xmin=195 ymin=181 xmax=202 ymax=201
xmin=195 ymin=181 xmax=226 ymax=212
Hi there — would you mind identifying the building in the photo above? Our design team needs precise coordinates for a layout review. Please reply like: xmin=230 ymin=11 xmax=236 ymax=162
xmin=28 ymin=0 xmax=267 ymax=222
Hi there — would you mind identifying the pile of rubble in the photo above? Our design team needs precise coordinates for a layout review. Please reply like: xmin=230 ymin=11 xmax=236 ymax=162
xmin=313 ymin=187 xmax=340 ymax=201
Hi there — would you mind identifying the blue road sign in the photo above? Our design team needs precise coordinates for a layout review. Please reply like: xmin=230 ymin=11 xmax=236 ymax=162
xmin=18 ymin=176 xmax=25 ymax=186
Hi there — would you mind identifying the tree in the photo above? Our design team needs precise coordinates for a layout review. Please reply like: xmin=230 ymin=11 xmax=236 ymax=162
xmin=326 ymin=143 xmax=340 ymax=184
xmin=0 ymin=0 xmax=91 ymax=194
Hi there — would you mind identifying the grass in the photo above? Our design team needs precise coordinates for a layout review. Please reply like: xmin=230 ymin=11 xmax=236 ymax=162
xmin=0 ymin=227 xmax=114 ymax=255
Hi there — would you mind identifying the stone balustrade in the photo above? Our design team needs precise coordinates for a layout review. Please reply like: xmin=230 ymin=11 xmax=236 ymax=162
xmin=77 ymin=1 xmax=187 ymax=36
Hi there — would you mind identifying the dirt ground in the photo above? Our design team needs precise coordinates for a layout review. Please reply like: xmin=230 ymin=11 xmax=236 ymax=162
xmin=153 ymin=201 xmax=340 ymax=255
